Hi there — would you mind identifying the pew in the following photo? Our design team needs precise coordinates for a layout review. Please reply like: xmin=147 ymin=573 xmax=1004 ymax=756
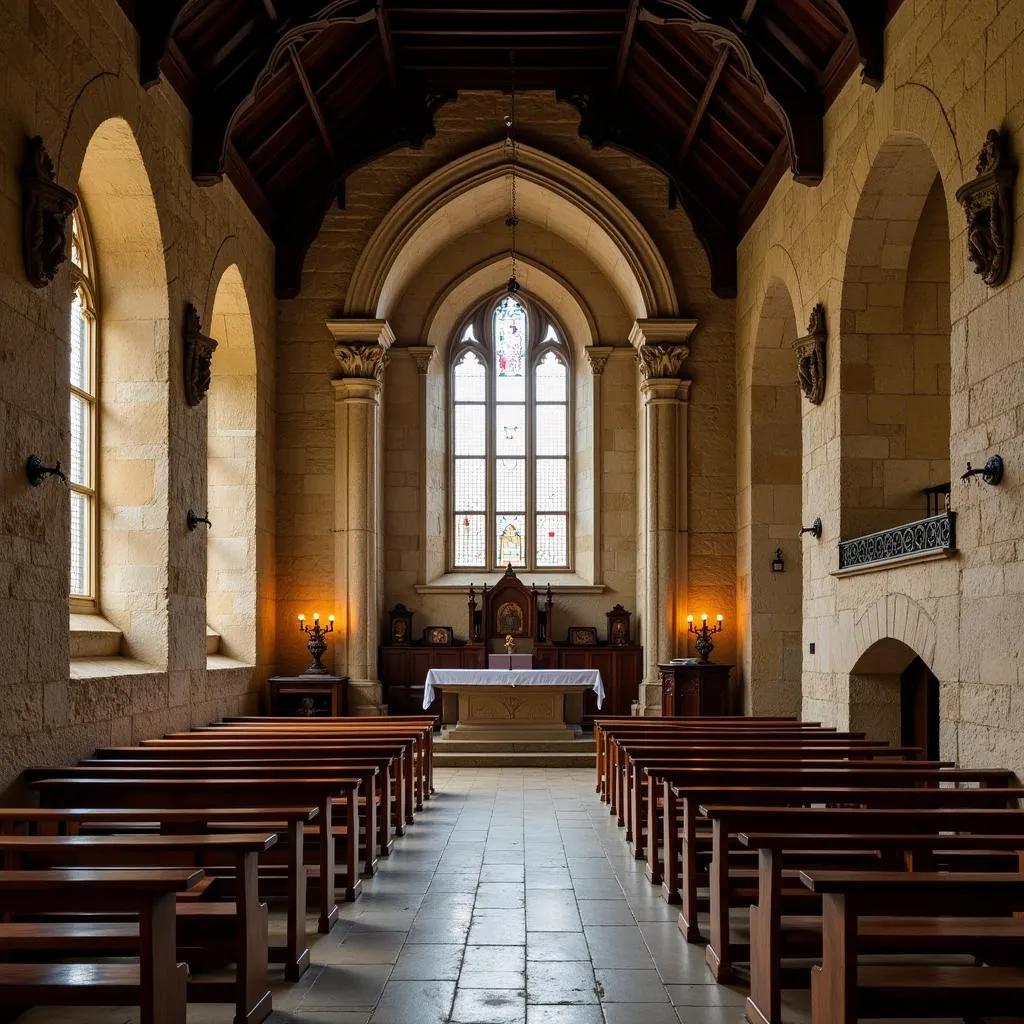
xmin=0 ymin=833 xmax=275 ymax=1024
xmin=0 ymin=806 xmax=315 ymax=980
xmin=0 ymin=867 xmax=203 ymax=1024
xmin=740 ymin=829 xmax=1024 ymax=1024
xmin=27 ymin=761 xmax=383 ymax=878
xmin=800 ymin=871 xmax=1024 ymax=1023
xmin=29 ymin=776 xmax=362 ymax=933
xmin=699 ymin=803 xmax=1024 ymax=984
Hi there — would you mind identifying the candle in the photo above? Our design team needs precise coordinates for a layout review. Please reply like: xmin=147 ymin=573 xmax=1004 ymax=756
xmin=298 ymin=613 xmax=305 ymax=632
xmin=686 ymin=615 xmax=693 ymax=624
xmin=701 ymin=613 xmax=708 ymax=622
xmin=716 ymin=614 xmax=723 ymax=624
xmin=314 ymin=612 xmax=320 ymax=623
xmin=328 ymin=614 xmax=335 ymax=623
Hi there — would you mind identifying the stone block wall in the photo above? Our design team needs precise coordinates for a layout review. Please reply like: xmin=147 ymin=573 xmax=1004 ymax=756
xmin=0 ymin=0 xmax=275 ymax=795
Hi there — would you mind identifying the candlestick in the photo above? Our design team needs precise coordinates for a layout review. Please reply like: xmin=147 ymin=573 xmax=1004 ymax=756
xmin=298 ymin=612 xmax=335 ymax=675
xmin=688 ymin=612 xmax=723 ymax=663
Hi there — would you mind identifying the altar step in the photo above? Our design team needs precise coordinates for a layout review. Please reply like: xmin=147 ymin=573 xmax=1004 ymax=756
xmin=434 ymin=735 xmax=596 ymax=768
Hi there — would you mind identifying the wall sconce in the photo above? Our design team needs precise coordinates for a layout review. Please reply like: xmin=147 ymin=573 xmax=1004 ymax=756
xmin=800 ymin=517 xmax=822 ymax=540
xmin=960 ymin=455 xmax=1003 ymax=486
xmin=771 ymin=548 xmax=785 ymax=573
xmin=687 ymin=613 xmax=723 ymax=664
xmin=187 ymin=509 xmax=212 ymax=531
xmin=26 ymin=455 xmax=67 ymax=487
xmin=298 ymin=612 xmax=335 ymax=675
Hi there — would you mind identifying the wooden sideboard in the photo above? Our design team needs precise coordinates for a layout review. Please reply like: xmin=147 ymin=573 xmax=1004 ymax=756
xmin=658 ymin=661 xmax=732 ymax=716
xmin=268 ymin=674 xmax=349 ymax=717
xmin=380 ymin=643 xmax=643 ymax=723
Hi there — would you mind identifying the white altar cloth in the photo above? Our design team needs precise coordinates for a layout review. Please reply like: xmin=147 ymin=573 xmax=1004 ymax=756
xmin=423 ymin=668 xmax=605 ymax=710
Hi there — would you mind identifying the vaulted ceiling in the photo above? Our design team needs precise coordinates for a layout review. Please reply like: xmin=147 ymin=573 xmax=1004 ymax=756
xmin=115 ymin=0 xmax=902 ymax=299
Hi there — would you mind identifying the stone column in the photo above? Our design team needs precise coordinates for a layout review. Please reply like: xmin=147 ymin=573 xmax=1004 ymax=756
xmin=327 ymin=319 xmax=394 ymax=715
xmin=408 ymin=346 xmax=437 ymax=583
xmin=586 ymin=346 xmax=613 ymax=586
xmin=631 ymin=319 xmax=697 ymax=715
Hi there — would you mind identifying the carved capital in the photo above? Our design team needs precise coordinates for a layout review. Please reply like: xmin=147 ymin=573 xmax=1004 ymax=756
xmin=21 ymin=136 xmax=78 ymax=289
xmin=585 ymin=346 xmax=614 ymax=375
xmin=334 ymin=343 xmax=390 ymax=382
xmin=407 ymin=345 xmax=437 ymax=374
xmin=793 ymin=302 xmax=827 ymax=405
xmin=183 ymin=303 xmax=218 ymax=407
xmin=955 ymin=129 xmax=1017 ymax=288
xmin=635 ymin=343 xmax=690 ymax=382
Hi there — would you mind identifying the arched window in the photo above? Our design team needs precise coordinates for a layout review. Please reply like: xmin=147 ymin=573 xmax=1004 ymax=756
xmin=69 ymin=204 xmax=98 ymax=605
xmin=451 ymin=294 xmax=571 ymax=570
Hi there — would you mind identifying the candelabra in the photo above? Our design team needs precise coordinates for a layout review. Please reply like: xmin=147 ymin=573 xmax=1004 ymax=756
xmin=298 ymin=612 xmax=334 ymax=675
xmin=687 ymin=613 xmax=723 ymax=663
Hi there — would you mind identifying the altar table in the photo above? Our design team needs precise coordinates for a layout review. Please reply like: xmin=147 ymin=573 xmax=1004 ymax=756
xmin=423 ymin=669 xmax=605 ymax=738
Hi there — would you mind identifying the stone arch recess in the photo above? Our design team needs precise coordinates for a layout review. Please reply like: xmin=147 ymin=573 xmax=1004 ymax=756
xmin=207 ymin=264 xmax=258 ymax=664
xmin=345 ymin=143 xmax=679 ymax=322
xmin=75 ymin=115 xmax=171 ymax=666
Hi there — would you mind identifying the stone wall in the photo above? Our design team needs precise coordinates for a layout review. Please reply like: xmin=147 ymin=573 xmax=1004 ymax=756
xmin=737 ymin=0 xmax=1024 ymax=776
xmin=0 ymin=0 xmax=275 ymax=794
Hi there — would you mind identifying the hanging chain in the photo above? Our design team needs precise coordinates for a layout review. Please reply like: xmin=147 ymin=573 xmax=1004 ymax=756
xmin=505 ymin=51 xmax=520 ymax=295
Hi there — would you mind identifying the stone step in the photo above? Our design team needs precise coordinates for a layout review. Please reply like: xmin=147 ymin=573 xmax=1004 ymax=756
xmin=435 ymin=751 xmax=596 ymax=768
xmin=435 ymin=739 xmax=594 ymax=754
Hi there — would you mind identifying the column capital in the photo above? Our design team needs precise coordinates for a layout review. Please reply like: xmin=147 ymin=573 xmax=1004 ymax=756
xmin=327 ymin=318 xmax=395 ymax=383
xmin=629 ymin=318 xmax=697 ymax=382
xmin=585 ymin=346 xmax=614 ymax=375
xmin=407 ymin=345 xmax=437 ymax=374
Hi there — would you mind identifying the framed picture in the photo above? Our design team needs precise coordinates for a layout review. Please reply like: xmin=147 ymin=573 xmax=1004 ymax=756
xmin=388 ymin=603 xmax=413 ymax=645
xmin=423 ymin=625 xmax=454 ymax=646
xmin=567 ymin=626 xmax=598 ymax=646
xmin=606 ymin=604 xmax=631 ymax=646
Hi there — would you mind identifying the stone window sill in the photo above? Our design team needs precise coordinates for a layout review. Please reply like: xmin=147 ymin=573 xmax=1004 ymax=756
xmin=207 ymin=654 xmax=253 ymax=672
xmin=415 ymin=572 xmax=606 ymax=595
xmin=70 ymin=657 xmax=163 ymax=680
xmin=70 ymin=613 xmax=123 ymax=659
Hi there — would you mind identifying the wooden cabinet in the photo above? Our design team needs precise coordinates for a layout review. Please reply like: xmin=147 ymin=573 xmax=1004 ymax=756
xmin=379 ymin=645 xmax=487 ymax=716
xmin=534 ymin=644 xmax=643 ymax=723
xmin=268 ymin=674 xmax=348 ymax=717
xmin=659 ymin=662 xmax=732 ymax=716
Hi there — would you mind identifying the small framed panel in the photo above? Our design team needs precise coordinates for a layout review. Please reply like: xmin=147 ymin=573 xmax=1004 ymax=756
xmin=388 ymin=603 xmax=414 ymax=645
xmin=606 ymin=604 xmax=631 ymax=646
xmin=423 ymin=625 xmax=455 ymax=647
xmin=567 ymin=626 xmax=599 ymax=646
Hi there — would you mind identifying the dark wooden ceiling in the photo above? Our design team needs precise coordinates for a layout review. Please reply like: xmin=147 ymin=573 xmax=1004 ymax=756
xmin=116 ymin=0 xmax=902 ymax=299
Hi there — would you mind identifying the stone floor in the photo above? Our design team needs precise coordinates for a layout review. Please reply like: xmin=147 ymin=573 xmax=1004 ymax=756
xmin=14 ymin=767 xmax=955 ymax=1023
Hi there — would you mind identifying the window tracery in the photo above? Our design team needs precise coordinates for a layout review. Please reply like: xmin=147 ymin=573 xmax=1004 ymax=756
xmin=451 ymin=294 xmax=570 ymax=570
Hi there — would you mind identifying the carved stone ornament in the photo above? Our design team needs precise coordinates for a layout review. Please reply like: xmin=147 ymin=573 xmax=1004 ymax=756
xmin=21 ymin=136 xmax=78 ymax=288
xmin=635 ymin=343 xmax=689 ymax=382
xmin=334 ymin=343 xmax=390 ymax=382
xmin=408 ymin=346 xmax=436 ymax=374
xmin=585 ymin=348 xmax=611 ymax=375
xmin=955 ymin=129 xmax=1017 ymax=288
xmin=793 ymin=303 xmax=827 ymax=405
xmin=183 ymin=303 xmax=218 ymax=407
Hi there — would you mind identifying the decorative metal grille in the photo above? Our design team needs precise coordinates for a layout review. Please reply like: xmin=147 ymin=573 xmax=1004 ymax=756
xmin=838 ymin=511 xmax=956 ymax=570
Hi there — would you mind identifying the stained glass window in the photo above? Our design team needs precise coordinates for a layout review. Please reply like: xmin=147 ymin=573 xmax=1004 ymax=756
xmin=450 ymin=295 xmax=570 ymax=570
xmin=69 ymin=205 xmax=97 ymax=603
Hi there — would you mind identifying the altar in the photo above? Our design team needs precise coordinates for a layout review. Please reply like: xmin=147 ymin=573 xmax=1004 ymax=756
xmin=423 ymin=668 xmax=605 ymax=739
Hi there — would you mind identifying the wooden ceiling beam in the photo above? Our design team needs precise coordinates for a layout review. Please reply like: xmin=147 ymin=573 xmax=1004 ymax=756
xmin=678 ymin=46 xmax=727 ymax=163
xmin=288 ymin=43 xmax=336 ymax=162
xmin=133 ymin=0 xmax=191 ymax=87
xmin=261 ymin=0 xmax=278 ymax=19
xmin=827 ymin=0 xmax=885 ymax=87
xmin=376 ymin=0 xmax=398 ymax=86
xmin=615 ymin=0 xmax=641 ymax=88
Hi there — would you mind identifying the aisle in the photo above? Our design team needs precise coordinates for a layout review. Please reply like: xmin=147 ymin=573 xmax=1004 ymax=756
xmin=270 ymin=766 xmax=786 ymax=1024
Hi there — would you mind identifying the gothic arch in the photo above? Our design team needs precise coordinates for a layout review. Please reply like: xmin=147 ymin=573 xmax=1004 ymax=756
xmin=345 ymin=143 xmax=679 ymax=322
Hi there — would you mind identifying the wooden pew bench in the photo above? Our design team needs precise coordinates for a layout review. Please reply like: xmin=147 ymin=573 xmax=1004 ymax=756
xmin=0 ymin=805 xmax=316 ymax=981
xmin=699 ymin=803 xmax=1024 ymax=984
xmin=0 ymin=833 xmax=276 ymax=1024
xmin=800 ymin=870 xmax=1024 ymax=1024
xmin=0 ymin=867 xmax=203 ymax=1024
xmin=29 ymin=776 xmax=361 ymax=934
xmin=740 ymin=829 xmax=1024 ymax=1024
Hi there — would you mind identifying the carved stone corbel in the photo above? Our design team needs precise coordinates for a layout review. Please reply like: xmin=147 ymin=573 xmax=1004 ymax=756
xmin=956 ymin=129 xmax=1016 ymax=288
xmin=183 ymin=303 xmax=218 ymax=407
xmin=794 ymin=302 xmax=827 ymax=405
xmin=21 ymin=136 xmax=78 ymax=288
xmin=334 ymin=343 xmax=390 ymax=382
xmin=585 ymin=346 xmax=613 ymax=375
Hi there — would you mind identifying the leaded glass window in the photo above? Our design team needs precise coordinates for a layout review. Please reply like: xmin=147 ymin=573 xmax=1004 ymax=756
xmin=451 ymin=295 xmax=571 ymax=570
xmin=69 ymin=205 xmax=98 ymax=604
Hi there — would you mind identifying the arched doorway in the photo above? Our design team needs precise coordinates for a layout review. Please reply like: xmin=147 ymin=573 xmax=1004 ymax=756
xmin=742 ymin=279 xmax=803 ymax=716
xmin=850 ymin=637 xmax=939 ymax=757
xmin=207 ymin=265 xmax=257 ymax=664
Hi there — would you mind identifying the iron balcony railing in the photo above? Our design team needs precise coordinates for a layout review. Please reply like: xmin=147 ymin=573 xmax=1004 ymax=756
xmin=838 ymin=510 xmax=956 ymax=571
